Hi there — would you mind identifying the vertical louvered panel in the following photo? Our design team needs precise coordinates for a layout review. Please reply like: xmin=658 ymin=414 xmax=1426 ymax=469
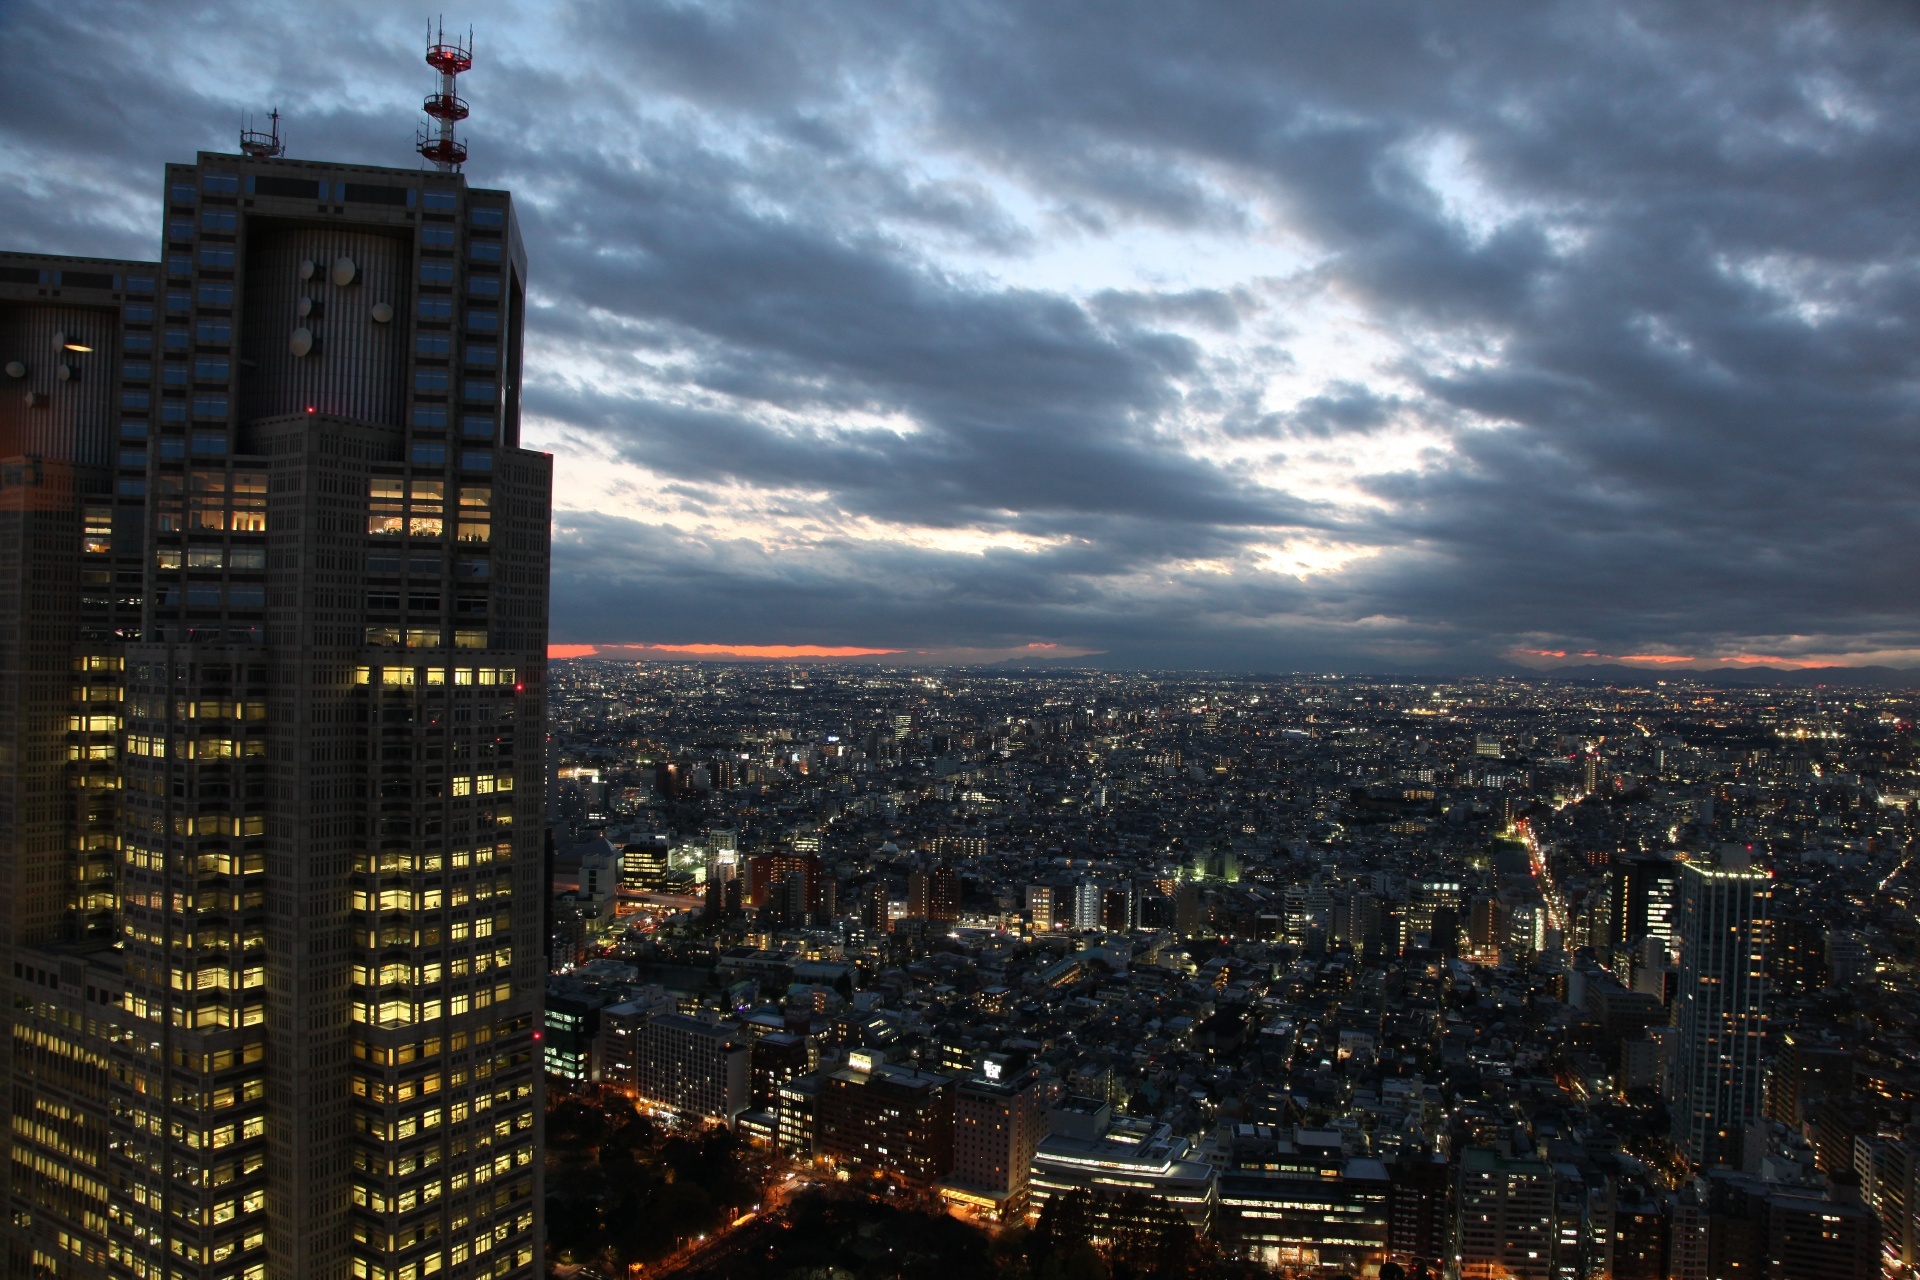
xmin=241 ymin=228 xmax=411 ymax=427
xmin=0 ymin=305 xmax=116 ymax=465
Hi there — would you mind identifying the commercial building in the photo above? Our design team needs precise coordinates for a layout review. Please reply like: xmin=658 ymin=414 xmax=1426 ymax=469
xmin=1214 ymin=1126 xmax=1390 ymax=1273
xmin=940 ymin=1067 xmax=1047 ymax=1222
xmin=632 ymin=1013 xmax=749 ymax=1123
xmin=1028 ymin=1096 xmax=1216 ymax=1233
xmin=1669 ymin=857 xmax=1771 ymax=1167
xmin=818 ymin=1051 xmax=955 ymax=1184
xmin=1 ymin=53 xmax=549 ymax=1280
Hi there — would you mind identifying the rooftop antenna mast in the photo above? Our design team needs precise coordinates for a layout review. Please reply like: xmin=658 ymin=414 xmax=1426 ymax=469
xmin=418 ymin=19 xmax=472 ymax=171
xmin=239 ymin=107 xmax=284 ymax=159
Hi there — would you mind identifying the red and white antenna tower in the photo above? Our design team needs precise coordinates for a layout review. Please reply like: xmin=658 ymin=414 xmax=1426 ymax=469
xmin=240 ymin=108 xmax=284 ymax=159
xmin=419 ymin=19 xmax=472 ymax=171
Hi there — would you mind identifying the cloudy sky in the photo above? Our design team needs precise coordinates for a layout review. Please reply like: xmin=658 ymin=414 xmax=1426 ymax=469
xmin=6 ymin=0 xmax=1920 ymax=671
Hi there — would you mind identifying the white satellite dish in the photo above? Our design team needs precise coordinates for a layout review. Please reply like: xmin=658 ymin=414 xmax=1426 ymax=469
xmin=290 ymin=327 xmax=314 ymax=357
xmin=331 ymin=257 xmax=357 ymax=287
xmin=371 ymin=302 xmax=394 ymax=324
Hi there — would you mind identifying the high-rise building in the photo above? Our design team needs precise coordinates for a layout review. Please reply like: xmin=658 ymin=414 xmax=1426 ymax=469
xmin=1 ymin=51 xmax=550 ymax=1280
xmin=1454 ymin=1147 xmax=1556 ymax=1280
xmin=940 ymin=1067 xmax=1046 ymax=1222
xmin=907 ymin=861 xmax=960 ymax=922
xmin=1669 ymin=857 xmax=1771 ymax=1168
xmin=1026 ymin=882 xmax=1057 ymax=932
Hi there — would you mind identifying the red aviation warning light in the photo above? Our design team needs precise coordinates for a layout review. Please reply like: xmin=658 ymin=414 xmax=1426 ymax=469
xmin=418 ymin=20 xmax=473 ymax=171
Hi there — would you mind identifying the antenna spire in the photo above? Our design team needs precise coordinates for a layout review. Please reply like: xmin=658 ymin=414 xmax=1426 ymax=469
xmin=418 ymin=17 xmax=472 ymax=171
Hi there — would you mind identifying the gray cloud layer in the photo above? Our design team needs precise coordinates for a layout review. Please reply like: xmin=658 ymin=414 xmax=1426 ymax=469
xmin=6 ymin=0 xmax=1920 ymax=668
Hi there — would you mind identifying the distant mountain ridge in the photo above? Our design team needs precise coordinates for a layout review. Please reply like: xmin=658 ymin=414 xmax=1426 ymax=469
xmin=1521 ymin=663 xmax=1920 ymax=688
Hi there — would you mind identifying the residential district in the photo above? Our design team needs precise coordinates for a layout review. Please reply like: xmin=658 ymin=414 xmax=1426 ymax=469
xmin=537 ymin=663 xmax=1920 ymax=1280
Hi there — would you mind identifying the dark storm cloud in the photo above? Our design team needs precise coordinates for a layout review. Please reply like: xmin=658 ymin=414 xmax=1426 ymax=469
xmin=8 ymin=0 xmax=1920 ymax=667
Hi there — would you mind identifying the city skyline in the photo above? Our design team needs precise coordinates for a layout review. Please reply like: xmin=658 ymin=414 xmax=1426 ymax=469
xmin=6 ymin=1 xmax=1919 ymax=671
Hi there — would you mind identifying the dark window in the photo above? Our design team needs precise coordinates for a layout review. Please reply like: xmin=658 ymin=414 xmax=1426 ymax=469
xmin=199 ymin=245 xmax=235 ymax=269
xmin=123 ymin=332 xmax=153 ymax=352
xmin=230 ymin=547 xmax=266 ymax=571
xmin=165 ymin=330 xmax=191 ymax=351
xmin=465 ymin=344 xmax=497 ymax=367
xmin=409 ymin=594 xmax=442 ymax=611
xmin=186 ymin=584 xmax=223 ymax=607
xmin=197 ymin=283 xmax=233 ymax=307
xmin=461 ymin=415 xmax=494 ymax=439
xmin=469 ymin=241 xmax=502 ymax=263
xmin=124 ymin=304 xmax=155 ymax=323
xmin=0 ymin=266 xmax=39 ymax=285
xmin=252 ymin=175 xmax=318 ymax=199
xmin=171 ymin=216 xmax=199 ymax=239
xmin=121 ymin=420 xmax=148 ymax=439
xmin=161 ymin=402 xmax=187 ymax=423
xmin=418 ymin=297 xmax=453 ymax=321
xmin=191 ymin=394 xmax=227 ymax=419
xmin=466 ymin=310 xmax=497 ymax=332
xmin=468 ymin=275 xmax=500 ymax=297
xmin=412 ymin=405 xmax=448 ymax=428
xmin=414 ymin=369 xmax=450 ymax=394
xmin=471 ymin=208 xmax=503 ymax=228
xmin=118 ymin=477 xmax=146 ymax=496
xmin=368 ymin=591 xmax=401 ymax=611
xmin=119 ymin=448 xmax=147 ymax=468
xmin=125 ymin=275 xmax=155 ymax=294
xmin=422 ymin=190 xmax=457 ymax=212
xmin=367 ymin=553 xmax=401 ymax=575
xmin=121 ymin=391 xmax=151 ymax=411
xmin=170 ymin=184 xmax=196 ymax=203
xmin=200 ymin=210 xmax=238 ymax=232
xmin=195 ymin=319 xmax=232 ymax=344
xmin=463 ymin=380 xmax=495 ymax=402
xmin=343 ymin=182 xmax=409 ymax=206
xmin=201 ymin=173 xmax=239 ymax=196
xmin=123 ymin=362 xmax=151 ymax=380
xmin=459 ymin=451 xmax=492 ymax=472
xmin=165 ymin=291 xmax=190 ymax=313
xmin=408 ymin=554 xmax=442 ymax=575
xmin=60 ymin=270 xmax=115 ymax=289
xmin=416 ymin=334 xmax=452 ymax=358
xmin=420 ymin=262 xmax=455 ymax=285
xmin=228 ymin=585 xmax=265 ymax=608
xmin=457 ymin=558 xmax=489 ymax=581
xmin=191 ymin=431 xmax=227 ymax=454
xmin=193 ymin=357 xmax=229 ymax=381
xmin=421 ymin=225 xmax=457 ymax=249
xmin=168 ymin=255 xmax=192 ymax=277
xmin=412 ymin=443 xmax=447 ymax=466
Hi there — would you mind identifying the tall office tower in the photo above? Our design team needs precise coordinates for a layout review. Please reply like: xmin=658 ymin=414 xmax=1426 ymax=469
xmin=1605 ymin=852 xmax=1679 ymax=954
xmin=0 ymin=50 xmax=551 ymax=1280
xmin=1669 ymin=857 xmax=1771 ymax=1168
xmin=1 ymin=252 xmax=155 ymax=1280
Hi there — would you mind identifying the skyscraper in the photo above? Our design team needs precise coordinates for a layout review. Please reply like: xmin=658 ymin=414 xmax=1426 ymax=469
xmin=1 ymin=57 xmax=550 ymax=1280
xmin=1669 ymin=857 xmax=1771 ymax=1168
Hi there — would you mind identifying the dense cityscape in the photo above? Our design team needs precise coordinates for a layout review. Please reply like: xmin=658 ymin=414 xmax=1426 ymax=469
xmin=6 ymin=5 xmax=1920 ymax=1280
xmin=540 ymin=663 xmax=1919 ymax=1279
